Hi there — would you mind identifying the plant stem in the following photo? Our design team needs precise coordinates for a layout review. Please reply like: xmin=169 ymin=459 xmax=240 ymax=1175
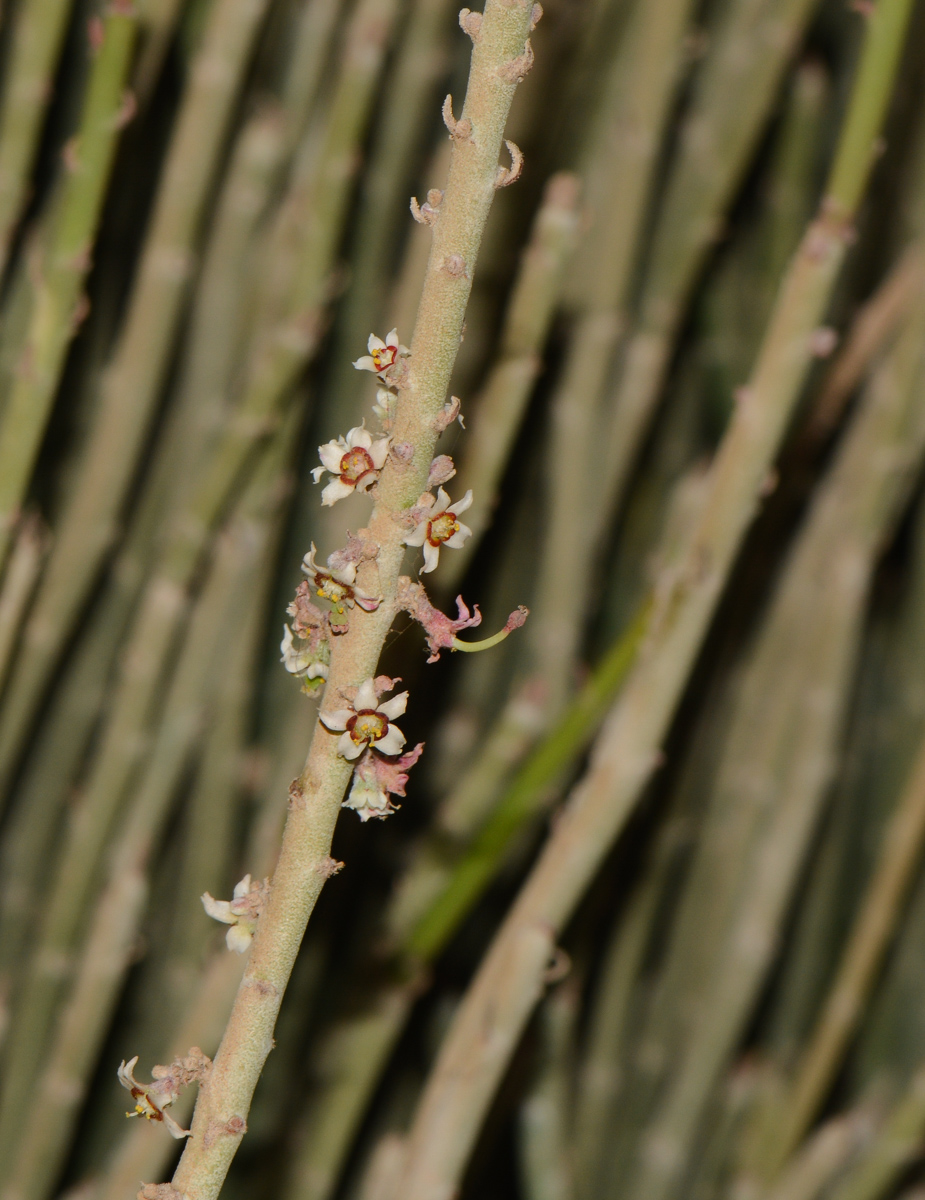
xmin=0 ymin=6 xmax=137 ymax=575
xmin=0 ymin=0 xmax=270 ymax=802
xmin=0 ymin=514 xmax=45 ymax=699
xmin=0 ymin=0 xmax=74 ymax=274
xmin=438 ymin=171 xmax=580 ymax=588
xmin=167 ymin=5 xmax=538 ymax=1197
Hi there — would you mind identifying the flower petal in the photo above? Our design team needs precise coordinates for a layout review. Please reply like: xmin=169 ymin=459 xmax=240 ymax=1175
xmin=421 ymin=542 xmax=440 ymax=573
xmin=355 ymin=677 xmax=379 ymax=710
xmin=320 ymin=708 xmax=353 ymax=732
xmin=162 ymin=1110 xmax=193 ymax=1140
xmin=202 ymin=893 xmax=235 ymax=925
xmin=377 ymin=725 xmax=407 ymax=756
xmin=319 ymin=441 xmax=344 ymax=472
xmin=450 ymin=488 xmax=474 ymax=515
xmin=339 ymin=732 xmax=364 ymax=760
xmin=377 ymin=691 xmax=408 ymax=719
xmin=402 ymin=523 xmax=427 ymax=548
xmin=353 ymin=355 xmax=377 ymax=372
xmin=321 ymin=478 xmax=356 ymax=507
xmin=445 ymin=522 xmax=472 ymax=548
xmin=368 ymin=333 xmax=387 ymax=352
xmin=347 ymin=425 xmax=372 ymax=449
xmin=226 ymin=924 xmax=253 ymax=954
xmin=118 ymin=1057 xmax=140 ymax=1091
xmin=434 ymin=487 xmax=451 ymax=508
xmin=370 ymin=437 xmax=390 ymax=469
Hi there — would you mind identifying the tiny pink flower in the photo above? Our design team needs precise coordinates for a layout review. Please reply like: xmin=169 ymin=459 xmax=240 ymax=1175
xmin=302 ymin=544 xmax=381 ymax=615
xmin=311 ymin=424 xmax=390 ymax=506
xmin=320 ymin=677 xmax=408 ymax=761
xmin=345 ymin=742 xmax=424 ymax=821
xmin=353 ymin=328 xmax=409 ymax=377
xmin=403 ymin=487 xmax=473 ymax=573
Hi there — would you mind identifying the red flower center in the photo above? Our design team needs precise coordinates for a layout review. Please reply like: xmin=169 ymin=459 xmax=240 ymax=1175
xmin=339 ymin=446 xmax=375 ymax=484
xmin=347 ymin=710 xmax=388 ymax=745
xmin=371 ymin=344 xmax=398 ymax=372
xmin=428 ymin=511 xmax=459 ymax=546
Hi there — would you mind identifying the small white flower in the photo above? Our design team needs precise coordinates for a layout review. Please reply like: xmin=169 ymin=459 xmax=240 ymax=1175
xmin=311 ymin=424 xmax=390 ymax=506
xmin=117 ymin=1057 xmax=191 ymax=1139
xmin=202 ymin=874 xmax=267 ymax=953
xmin=302 ymin=544 xmax=381 ymax=614
xmin=353 ymin=328 xmax=409 ymax=376
xmin=402 ymin=487 xmax=473 ymax=573
xmin=280 ymin=625 xmax=329 ymax=679
xmin=320 ymin=677 xmax=408 ymax=761
xmin=373 ymin=386 xmax=397 ymax=426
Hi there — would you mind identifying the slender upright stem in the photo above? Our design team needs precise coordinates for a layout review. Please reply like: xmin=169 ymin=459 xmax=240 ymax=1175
xmin=168 ymin=5 xmax=538 ymax=1197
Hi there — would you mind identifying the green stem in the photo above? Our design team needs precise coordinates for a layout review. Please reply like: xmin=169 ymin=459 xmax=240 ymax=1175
xmin=0 ymin=8 xmax=137 ymax=574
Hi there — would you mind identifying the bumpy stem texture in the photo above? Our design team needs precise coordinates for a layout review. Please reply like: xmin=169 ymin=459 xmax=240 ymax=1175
xmin=169 ymin=4 xmax=538 ymax=1197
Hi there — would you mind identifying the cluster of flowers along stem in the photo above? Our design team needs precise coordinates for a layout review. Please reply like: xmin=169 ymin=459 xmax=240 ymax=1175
xmin=198 ymin=326 xmax=526 ymax=954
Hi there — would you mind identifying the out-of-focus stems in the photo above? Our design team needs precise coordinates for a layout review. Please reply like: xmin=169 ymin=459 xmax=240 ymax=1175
xmin=0 ymin=0 xmax=75 ymax=274
xmin=0 ymin=0 xmax=270 ymax=802
xmin=825 ymin=1072 xmax=925 ymax=1200
xmin=765 ymin=1112 xmax=874 ymax=1200
xmin=279 ymin=0 xmax=343 ymax=146
xmin=764 ymin=615 xmax=925 ymax=1169
xmin=802 ymin=244 xmax=925 ymax=446
xmin=0 ymin=7 xmax=137 ymax=575
xmin=438 ymin=171 xmax=581 ymax=589
xmin=531 ymin=0 xmax=698 ymax=700
xmin=0 ymin=422 xmax=296 ymax=1198
xmin=0 ymin=514 xmax=45 ymax=697
xmin=404 ymin=603 xmax=649 ymax=960
xmin=387 ymin=0 xmax=916 ymax=1189
xmin=0 ymin=0 xmax=390 ymax=1131
xmin=134 ymin=0 xmax=187 ymax=102
xmin=518 ymin=984 xmax=578 ymax=1200
xmin=599 ymin=0 xmax=822 ymax=523
xmin=163 ymin=105 xmax=287 ymax=518
xmin=623 ymin=253 xmax=925 ymax=1200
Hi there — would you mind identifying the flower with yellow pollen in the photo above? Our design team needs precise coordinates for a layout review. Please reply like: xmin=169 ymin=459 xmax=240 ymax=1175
xmin=320 ymin=677 xmax=408 ymax=761
xmin=301 ymin=544 xmax=381 ymax=614
xmin=353 ymin=328 xmax=409 ymax=379
xmin=117 ymin=1057 xmax=192 ymax=1139
xmin=402 ymin=487 xmax=473 ymax=573
xmin=312 ymin=423 xmax=390 ymax=506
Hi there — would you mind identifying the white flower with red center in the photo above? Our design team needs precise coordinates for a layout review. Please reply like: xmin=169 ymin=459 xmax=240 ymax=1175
xmin=402 ymin=487 xmax=473 ymax=573
xmin=302 ymin=544 xmax=381 ymax=615
xmin=353 ymin=328 xmax=409 ymax=378
xmin=311 ymin=424 xmax=390 ymax=506
xmin=320 ymin=677 xmax=408 ymax=761
xmin=117 ymin=1057 xmax=192 ymax=1139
